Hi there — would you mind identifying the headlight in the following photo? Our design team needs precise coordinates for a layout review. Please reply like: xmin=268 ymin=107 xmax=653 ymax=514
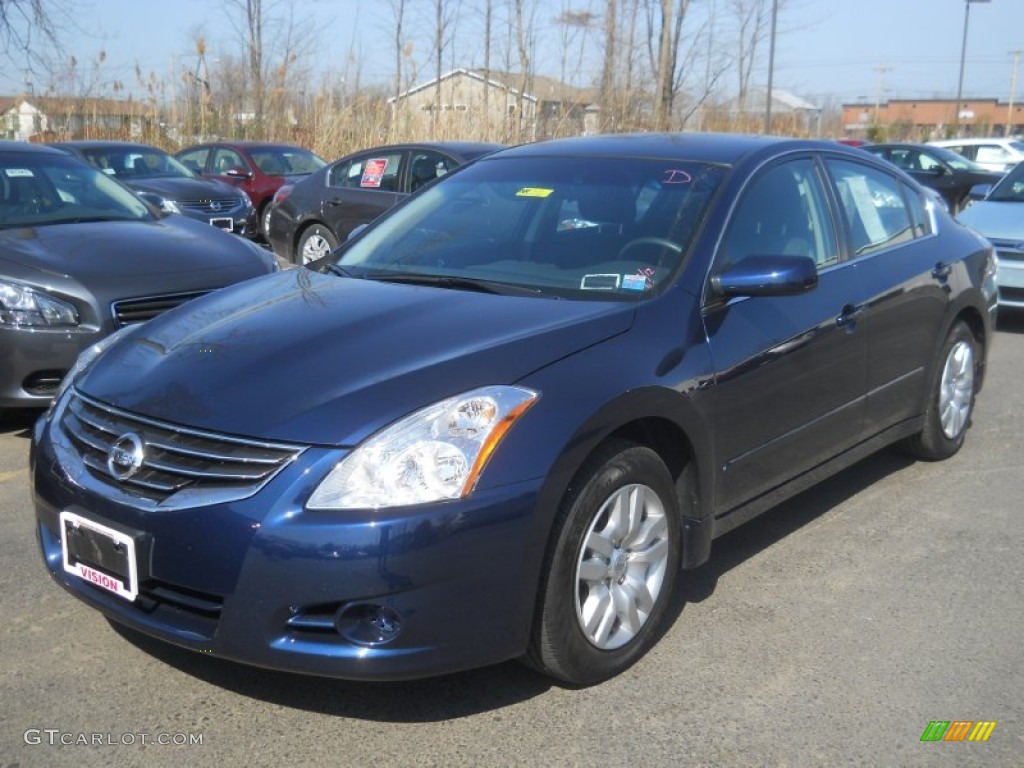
xmin=52 ymin=324 xmax=137 ymax=404
xmin=0 ymin=280 xmax=79 ymax=327
xmin=307 ymin=385 xmax=539 ymax=510
xmin=159 ymin=198 xmax=182 ymax=214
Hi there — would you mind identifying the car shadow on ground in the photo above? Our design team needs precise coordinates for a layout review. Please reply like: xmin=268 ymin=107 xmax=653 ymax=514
xmin=667 ymin=448 xmax=913 ymax=614
xmin=0 ymin=408 xmax=44 ymax=439
xmin=995 ymin=309 xmax=1024 ymax=334
xmin=109 ymin=447 xmax=915 ymax=721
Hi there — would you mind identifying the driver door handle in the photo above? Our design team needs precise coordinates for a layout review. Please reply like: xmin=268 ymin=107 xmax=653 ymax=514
xmin=836 ymin=303 xmax=866 ymax=331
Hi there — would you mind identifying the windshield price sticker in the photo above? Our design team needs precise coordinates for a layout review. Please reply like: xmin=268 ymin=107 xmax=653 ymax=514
xmin=516 ymin=187 xmax=554 ymax=198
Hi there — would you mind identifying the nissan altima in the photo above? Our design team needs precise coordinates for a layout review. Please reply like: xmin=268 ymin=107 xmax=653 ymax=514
xmin=31 ymin=133 xmax=998 ymax=686
xmin=52 ymin=141 xmax=258 ymax=237
xmin=1 ymin=141 xmax=278 ymax=412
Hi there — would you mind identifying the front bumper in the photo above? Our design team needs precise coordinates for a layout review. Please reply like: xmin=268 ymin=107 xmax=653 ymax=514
xmin=31 ymin=404 xmax=544 ymax=680
xmin=0 ymin=325 xmax=104 ymax=408
xmin=180 ymin=205 xmax=257 ymax=238
xmin=994 ymin=250 xmax=1024 ymax=308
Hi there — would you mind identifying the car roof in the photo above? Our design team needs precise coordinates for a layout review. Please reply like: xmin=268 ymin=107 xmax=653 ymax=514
xmin=178 ymin=141 xmax=316 ymax=151
xmin=930 ymin=137 xmax=1016 ymax=145
xmin=0 ymin=141 xmax=67 ymax=155
xmin=488 ymin=132 xmax=841 ymax=166
xmin=332 ymin=140 xmax=502 ymax=157
xmin=49 ymin=140 xmax=169 ymax=153
xmin=862 ymin=142 xmax=929 ymax=149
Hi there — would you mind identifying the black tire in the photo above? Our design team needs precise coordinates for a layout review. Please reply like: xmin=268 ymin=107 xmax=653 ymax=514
xmin=902 ymin=321 xmax=979 ymax=460
xmin=524 ymin=441 xmax=680 ymax=686
xmin=260 ymin=203 xmax=273 ymax=241
xmin=294 ymin=223 xmax=338 ymax=266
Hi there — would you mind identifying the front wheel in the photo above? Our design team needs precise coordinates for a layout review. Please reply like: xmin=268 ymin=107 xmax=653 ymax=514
xmin=525 ymin=441 xmax=680 ymax=685
xmin=260 ymin=204 xmax=273 ymax=241
xmin=902 ymin=321 xmax=979 ymax=460
xmin=295 ymin=224 xmax=338 ymax=265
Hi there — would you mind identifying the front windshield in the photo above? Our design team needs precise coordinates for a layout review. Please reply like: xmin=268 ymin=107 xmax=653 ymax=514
xmin=330 ymin=155 xmax=725 ymax=300
xmin=987 ymin=162 xmax=1024 ymax=202
xmin=0 ymin=152 xmax=154 ymax=229
xmin=251 ymin=147 xmax=326 ymax=176
xmin=78 ymin=146 xmax=194 ymax=180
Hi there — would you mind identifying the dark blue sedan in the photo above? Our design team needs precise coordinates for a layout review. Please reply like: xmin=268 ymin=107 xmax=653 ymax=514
xmin=30 ymin=133 xmax=998 ymax=685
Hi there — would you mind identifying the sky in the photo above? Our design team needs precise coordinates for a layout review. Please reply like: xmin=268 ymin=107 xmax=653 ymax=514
xmin=4 ymin=0 xmax=1023 ymax=108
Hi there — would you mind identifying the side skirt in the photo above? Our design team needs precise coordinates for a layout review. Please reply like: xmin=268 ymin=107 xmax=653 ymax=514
xmin=695 ymin=416 xmax=924 ymax=553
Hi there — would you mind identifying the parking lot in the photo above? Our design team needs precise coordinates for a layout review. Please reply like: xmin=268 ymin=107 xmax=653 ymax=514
xmin=1 ymin=318 xmax=1021 ymax=767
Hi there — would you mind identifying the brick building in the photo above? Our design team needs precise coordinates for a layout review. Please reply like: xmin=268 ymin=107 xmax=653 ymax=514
xmin=842 ymin=98 xmax=1024 ymax=142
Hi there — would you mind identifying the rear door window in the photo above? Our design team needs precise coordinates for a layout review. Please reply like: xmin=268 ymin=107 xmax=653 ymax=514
xmin=825 ymin=158 xmax=924 ymax=258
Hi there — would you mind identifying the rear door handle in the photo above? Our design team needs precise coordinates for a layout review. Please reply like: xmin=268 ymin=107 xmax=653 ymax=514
xmin=326 ymin=198 xmax=345 ymax=207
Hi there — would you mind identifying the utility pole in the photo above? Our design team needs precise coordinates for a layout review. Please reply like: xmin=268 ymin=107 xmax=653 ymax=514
xmin=1009 ymin=50 xmax=1021 ymax=136
xmin=873 ymin=65 xmax=892 ymax=123
xmin=763 ymin=0 xmax=778 ymax=135
xmin=954 ymin=0 xmax=991 ymax=138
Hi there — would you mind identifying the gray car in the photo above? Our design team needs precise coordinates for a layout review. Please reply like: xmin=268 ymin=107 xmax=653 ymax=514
xmin=0 ymin=141 xmax=278 ymax=411
xmin=957 ymin=161 xmax=1024 ymax=309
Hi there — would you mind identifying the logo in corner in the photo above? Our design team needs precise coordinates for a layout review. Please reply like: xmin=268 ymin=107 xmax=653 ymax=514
xmin=921 ymin=720 xmax=997 ymax=742
xmin=107 ymin=432 xmax=145 ymax=481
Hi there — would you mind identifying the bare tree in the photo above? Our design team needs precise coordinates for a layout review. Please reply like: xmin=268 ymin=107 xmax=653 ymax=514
xmin=554 ymin=4 xmax=597 ymax=88
xmin=482 ymin=0 xmax=493 ymax=134
xmin=509 ymin=0 xmax=535 ymax=143
xmin=388 ymin=0 xmax=409 ymax=141
xmin=729 ymin=0 xmax=772 ymax=114
xmin=598 ymin=0 xmax=617 ymax=131
xmin=220 ymin=0 xmax=266 ymax=130
xmin=0 ymin=0 xmax=74 ymax=90
xmin=431 ymin=0 xmax=462 ymax=137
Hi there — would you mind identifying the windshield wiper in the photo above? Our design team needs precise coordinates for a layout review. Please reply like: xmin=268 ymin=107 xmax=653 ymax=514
xmin=322 ymin=263 xmax=357 ymax=278
xmin=369 ymin=272 xmax=542 ymax=296
xmin=60 ymin=216 xmax=134 ymax=224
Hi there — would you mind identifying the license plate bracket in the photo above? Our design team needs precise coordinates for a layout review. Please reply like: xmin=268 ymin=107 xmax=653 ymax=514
xmin=60 ymin=511 xmax=139 ymax=601
xmin=210 ymin=217 xmax=233 ymax=231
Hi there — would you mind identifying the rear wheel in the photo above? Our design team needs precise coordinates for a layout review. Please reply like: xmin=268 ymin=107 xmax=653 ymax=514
xmin=525 ymin=441 xmax=680 ymax=686
xmin=295 ymin=224 xmax=338 ymax=265
xmin=903 ymin=321 xmax=978 ymax=460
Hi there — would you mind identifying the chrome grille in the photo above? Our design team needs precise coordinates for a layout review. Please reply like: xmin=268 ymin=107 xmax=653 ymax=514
xmin=111 ymin=290 xmax=211 ymax=326
xmin=61 ymin=392 xmax=304 ymax=506
xmin=989 ymin=239 xmax=1024 ymax=262
xmin=178 ymin=197 xmax=242 ymax=214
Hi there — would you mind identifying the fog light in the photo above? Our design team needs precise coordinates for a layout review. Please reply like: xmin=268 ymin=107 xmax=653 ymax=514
xmin=335 ymin=604 xmax=403 ymax=646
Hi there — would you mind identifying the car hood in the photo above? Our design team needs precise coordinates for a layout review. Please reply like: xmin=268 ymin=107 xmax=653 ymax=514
xmin=957 ymin=201 xmax=1024 ymax=241
xmin=125 ymin=176 xmax=240 ymax=200
xmin=79 ymin=269 xmax=635 ymax=446
xmin=0 ymin=218 xmax=269 ymax=285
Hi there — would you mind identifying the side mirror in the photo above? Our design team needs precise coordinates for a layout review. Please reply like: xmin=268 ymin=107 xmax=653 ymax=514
xmin=968 ymin=183 xmax=992 ymax=201
xmin=711 ymin=255 xmax=818 ymax=298
xmin=135 ymin=191 xmax=171 ymax=216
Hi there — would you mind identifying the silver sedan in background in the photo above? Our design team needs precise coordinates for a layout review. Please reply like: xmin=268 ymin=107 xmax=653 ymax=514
xmin=957 ymin=160 xmax=1024 ymax=310
xmin=0 ymin=141 xmax=278 ymax=413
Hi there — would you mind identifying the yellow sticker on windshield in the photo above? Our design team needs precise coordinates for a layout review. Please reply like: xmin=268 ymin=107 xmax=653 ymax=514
xmin=516 ymin=187 xmax=554 ymax=198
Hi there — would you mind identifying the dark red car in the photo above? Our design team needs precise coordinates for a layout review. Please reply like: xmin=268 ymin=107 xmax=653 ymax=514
xmin=176 ymin=141 xmax=327 ymax=238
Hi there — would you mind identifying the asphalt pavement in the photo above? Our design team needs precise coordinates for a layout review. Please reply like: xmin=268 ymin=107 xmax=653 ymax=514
xmin=1 ymin=317 xmax=1021 ymax=767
